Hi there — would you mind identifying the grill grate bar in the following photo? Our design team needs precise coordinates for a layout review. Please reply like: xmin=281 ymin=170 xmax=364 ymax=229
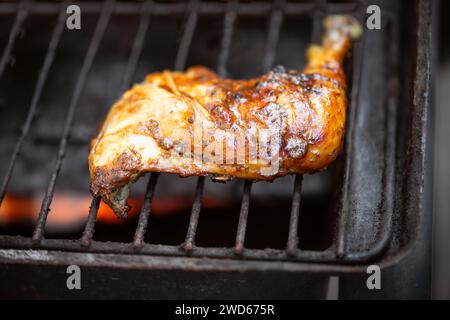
xmin=312 ymin=0 xmax=327 ymax=43
xmin=234 ymin=180 xmax=252 ymax=254
xmin=283 ymin=0 xmax=326 ymax=255
xmin=80 ymin=0 xmax=155 ymax=247
xmin=119 ymin=0 xmax=154 ymax=93
xmin=174 ymin=0 xmax=200 ymax=71
xmin=133 ymin=173 xmax=160 ymax=248
xmin=183 ymin=176 xmax=205 ymax=251
xmin=0 ymin=2 xmax=66 ymax=206
xmin=80 ymin=196 xmax=101 ymax=247
xmin=232 ymin=1 xmax=285 ymax=254
xmin=263 ymin=0 xmax=284 ymax=71
xmin=0 ymin=2 xmax=360 ymax=16
xmin=0 ymin=0 xmax=28 ymax=80
xmin=172 ymin=0 xmax=201 ymax=250
xmin=32 ymin=0 xmax=115 ymax=244
xmin=234 ymin=0 xmax=284 ymax=254
xmin=0 ymin=235 xmax=338 ymax=263
xmin=216 ymin=0 xmax=238 ymax=77
xmin=286 ymin=175 xmax=303 ymax=254
xmin=336 ymin=8 xmax=366 ymax=258
xmin=181 ymin=0 xmax=238 ymax=251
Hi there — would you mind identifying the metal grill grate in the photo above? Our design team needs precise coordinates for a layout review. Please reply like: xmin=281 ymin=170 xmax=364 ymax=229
xmin=0 ymin=0 xmax=401 ymax=266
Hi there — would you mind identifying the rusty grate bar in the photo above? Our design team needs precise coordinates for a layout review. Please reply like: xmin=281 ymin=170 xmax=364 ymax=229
xmin=0 ymin=1 xmax=66 ymax=206
xmin=183 ymin=176 xmax=205 ymax=251
xmin=32 ymin=0 xmax=115 ymax=244
xmin=182 ymin=0 xmax=237 ymax=251
xmin=133 ymin=173 xmax=159 ymax=248
xmin=216 ymin=0 xmax=238 ymax=77
xmin=0 ymin=0 xmax=28 ymax=80
xmin=119 ymin=0 xmax=154 ymax=93
xmin=234 ymin=180 xmax=252 ymax=254
xmin=0 ymin=235 xmax=338 ymax=263
xmin=0 ymin=2 xmax=360 ymax=16
xmin=312 ymin=0 xmax=327 ymax=43
xmin=80 ymin=0 xmax=155 ymax=248
xmin=286 ymin=175 xmax=303 ymax=254
xmin=234 ymin=185 xmax=251 ymax=254
xmin=174 ymin=0 xmax=202 ymax=251
xmin=80 ymin=196 xmax=101 ymax=247
xmin=233 ymin=0 xmax=285 ymax=254
xmin=174 ymin=0 xmax=200 ymax=71
xmin=284 ymin=0 xmax=324 ymax=255
xmin=263 ymin=0 xmax=284 ymax=71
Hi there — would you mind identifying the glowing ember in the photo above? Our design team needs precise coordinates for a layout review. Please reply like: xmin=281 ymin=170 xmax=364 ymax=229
xmin=0 ymin=193 xmax=230 ymax=230
xmin=0 ymin=193 xmax=139 ymax=226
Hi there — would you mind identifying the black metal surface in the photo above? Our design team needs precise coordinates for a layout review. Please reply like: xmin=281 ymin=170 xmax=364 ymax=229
xmin=335 ymin=10 xmax=365 ymax=259
xmin=0 ymin=256 xmax=331 ymax=299
xmin=0 ymin=0 xmax=430 ymax=286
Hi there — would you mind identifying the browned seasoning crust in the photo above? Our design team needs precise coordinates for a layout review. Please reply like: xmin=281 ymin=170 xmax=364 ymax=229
xmin=89 ymin=16 xmax=362 ymax=218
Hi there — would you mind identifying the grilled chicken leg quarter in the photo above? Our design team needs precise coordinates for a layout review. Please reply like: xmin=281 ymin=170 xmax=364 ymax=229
xmin=89 ymin=16 xmax=362 ymax=218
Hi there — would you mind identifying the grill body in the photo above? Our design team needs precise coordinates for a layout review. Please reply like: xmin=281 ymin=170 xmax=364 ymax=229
xmin=0 ymin=0 xmax=432 ymax=298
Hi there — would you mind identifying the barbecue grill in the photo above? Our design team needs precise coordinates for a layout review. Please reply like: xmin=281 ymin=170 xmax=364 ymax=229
xmin=0 ymin=0 xmax=432 ymax=299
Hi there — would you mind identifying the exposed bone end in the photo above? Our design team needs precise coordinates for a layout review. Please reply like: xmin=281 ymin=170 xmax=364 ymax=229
xmin=324 ymin=15 xmax=363 ymax=40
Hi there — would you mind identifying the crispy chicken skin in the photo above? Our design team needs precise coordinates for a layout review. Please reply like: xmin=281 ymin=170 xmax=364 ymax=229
xmin=89 ymin=16 xmax=362 ymax=218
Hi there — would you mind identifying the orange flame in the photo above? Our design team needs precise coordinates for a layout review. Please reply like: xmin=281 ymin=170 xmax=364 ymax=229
xmin=0 ymin=193 xmax=230 ymax=228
